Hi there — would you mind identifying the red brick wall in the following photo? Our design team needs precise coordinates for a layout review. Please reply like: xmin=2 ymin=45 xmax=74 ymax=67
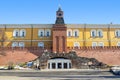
xmin=0 ymin=47 xmax=51 ymax=66
xmin=0 ymin=47 xmax=120 ymax=66
xmin=68 ymin=47 xmax=120 ymax=65
xmin=52 ymin=24 xmax=67 ymax=53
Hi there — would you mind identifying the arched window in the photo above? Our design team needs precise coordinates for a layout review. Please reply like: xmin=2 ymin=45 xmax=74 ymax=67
xmin=74 ymin=42 xmax=80 ymax=48
xmin=91 ymin=30 xmax=96 ymax=37
xmin=12 ymin=42 xmax=18 ymax=47
xmin=75 ymin=31 xmax=77 ymax=37
xmin=68 ymin=31 xmax=71 ymax=37
xmin=67 ymin=29 xmax=72 ymax=37
xmin=73 ymin=29 xmax=79 ymax=37
xmin=20 ymin=29 xmax=26 ymax=37
xmin=97 ymin=30 xmax=103 ymax=37
xmin=45 ymin=29 xmax=51 ymax=37
xmin=92 ymin=42 xmax=97 ymax=48
xmin=117 ymin=42 xmax=120 ymax=47
xmin=19 ymin=42 xmax=25 ymax=47
xmin=115 ymin=30 xmax=120 ymax=37
xmin=41 ymin=32 xmax=43 ymax=36
xmin=13 ymin=29 xmax=19 ymax=37
xmin=38 ymin=29 xmax=44 ymax=37
xmin=47 ymin=32 xmax=49 ymax=36
xmin=38 ymin=42 xmax=44 ymax=48
xmin=98 ymin=42 xmax=104 ymax=48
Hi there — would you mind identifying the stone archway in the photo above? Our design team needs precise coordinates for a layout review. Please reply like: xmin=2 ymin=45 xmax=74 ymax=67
xmin=48 ymin=58 xmax=72 ymax=69
xmin=34 ymin=51 xmax=107 ymax=69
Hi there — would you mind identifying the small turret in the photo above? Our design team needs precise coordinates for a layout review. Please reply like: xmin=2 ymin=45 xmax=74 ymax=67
xmin=55 ymin=6 xmax=65 ymax=24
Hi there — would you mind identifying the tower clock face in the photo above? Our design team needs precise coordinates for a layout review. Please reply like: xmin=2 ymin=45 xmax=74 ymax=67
xmin=59 ymin=13 xmax=62 ymax=16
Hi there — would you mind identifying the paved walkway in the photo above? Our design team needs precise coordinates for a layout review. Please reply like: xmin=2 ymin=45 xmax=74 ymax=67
xmin=0 ymin=69 xmax=109 ymax=72
xmin=0 ymin=76 xmax=120 ymax=80
xmin=0 ymin=69 xmax=119 ymax=80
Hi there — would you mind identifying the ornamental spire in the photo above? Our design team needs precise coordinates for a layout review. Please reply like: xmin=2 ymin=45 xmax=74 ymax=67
xmin=58 ymin=4 xmax=62 ymax=11
xmin=55 ymin=5 xmax=65 ymax=24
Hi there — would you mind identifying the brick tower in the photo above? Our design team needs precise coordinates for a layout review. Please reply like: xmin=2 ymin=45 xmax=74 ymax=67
xmin=52 ymin=7 xmax=67 ymax=53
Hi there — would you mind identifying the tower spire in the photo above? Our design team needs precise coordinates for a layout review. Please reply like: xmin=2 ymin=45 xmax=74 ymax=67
xmin=55 ymin=5 xmax=64 ymax=24
xmin=58 ymin=4 xmax=61 ymax=8
xmin=58 ymin=4 xmax=62 ymax=11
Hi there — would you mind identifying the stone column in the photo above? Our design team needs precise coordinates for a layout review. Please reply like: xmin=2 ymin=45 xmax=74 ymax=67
xmin=55 ymin=62 xmax=58 ymax=69
xmin=62 ymin=62 xmax=64 ymax=69
xmin=50 ymin=62 xmax=52 ymax=69
xmin=67 ymin=62 xmax=70 ymax=69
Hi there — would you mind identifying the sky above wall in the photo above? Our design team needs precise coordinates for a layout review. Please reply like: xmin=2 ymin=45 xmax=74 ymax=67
xmin=0 ymin=0 xmax=120 ymax=24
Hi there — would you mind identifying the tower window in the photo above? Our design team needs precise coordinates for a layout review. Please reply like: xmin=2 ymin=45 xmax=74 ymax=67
xmin=59 ymin=13 xmax=62 ymax=16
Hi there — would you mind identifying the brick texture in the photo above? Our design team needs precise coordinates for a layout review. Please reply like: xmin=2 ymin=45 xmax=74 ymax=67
xmin=0 ymin=48 xmax=51 ymax=66
xmin=0 ymin=47 xmax=120 ymax=66
xmin=52 ymin=24 xmax=67 ymax=53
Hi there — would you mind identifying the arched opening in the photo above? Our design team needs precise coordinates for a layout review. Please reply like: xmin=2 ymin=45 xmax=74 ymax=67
xmin=73 ymin=29 xmax=79 ymax=37
xmin=38 ymin=42 xmax=44 ymax=48
xmin=117 ymin=42 xmax=120 ymax=47
xmin=91 ymin=30 xmax=96 ymax=37
xmin=115 ymin=30 xmax=120 ymax=37
xmin=98 ymin=42 xmax=104 ymax=48
xmin=12 ymin=42 xmax=18 ymax=47
xmin=20 ymin=29 xmax=26 ymax=37
xmin=45 ymin=29 xmax=51 ymax=37
xmin=47 ymin=57 xmax=72 ymax=69
xmin=97 ymin=29 xmax=103 ymax=37
xmin=38 ymin=29 xmax=44 ymax=37
xmin=74 ymin=42 xmax=80 ymax=49
xmin=19 ymin=42 xmax=25 ymax=48
xmin=13 ymin=29 xmax=19 ymax=37
xmin=67 ymin=29 xmax=72 ymax=37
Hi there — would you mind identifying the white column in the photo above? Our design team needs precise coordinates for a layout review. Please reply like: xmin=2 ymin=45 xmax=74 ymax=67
xmin=56 ymin=62 xmax=58 ymax=69
xmin=62 ymin=62 xmax=64 ymax=69
xmin=50 ymin=62 xmax=52 ymax=69
xmin=67 ymin=62 xmax=70 ymax=69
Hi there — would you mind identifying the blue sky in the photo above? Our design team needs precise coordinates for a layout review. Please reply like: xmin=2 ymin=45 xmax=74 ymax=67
xmin=0 ymin=0 xmax=120 ymax=24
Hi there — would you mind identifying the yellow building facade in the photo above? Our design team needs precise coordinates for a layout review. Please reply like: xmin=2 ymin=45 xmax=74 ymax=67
xmin=0 ymin=24 xmax=120 ymax=49
xmin=0 ymin=7 xmax=120 ymax=50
